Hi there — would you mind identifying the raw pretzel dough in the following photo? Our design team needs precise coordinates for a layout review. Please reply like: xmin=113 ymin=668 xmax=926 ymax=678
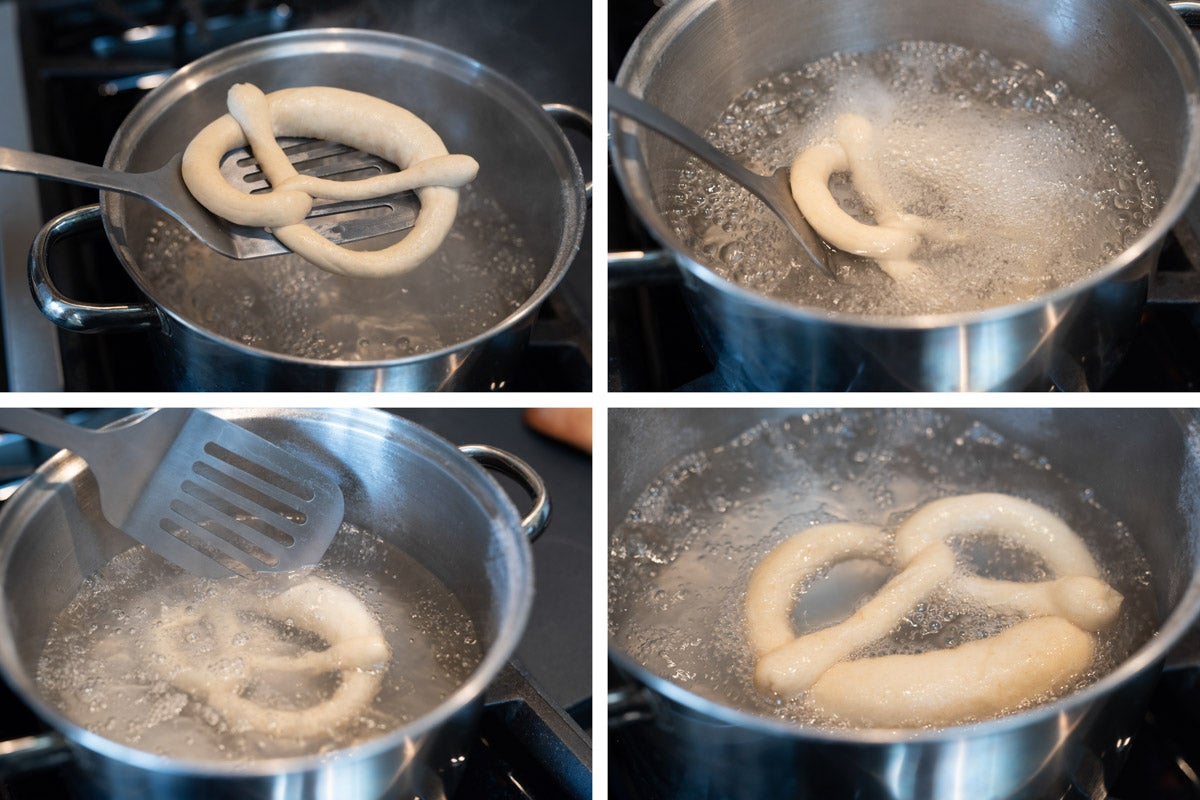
xmin=789 ymin=113 xmax=946 ymax=281
xmin=182 ymin=83 xmax=479 ymax=278
xmin=744 ymin=493 xmax=1123 ymax=726
xmin=147 ymin=577 xmax=390 ymax=738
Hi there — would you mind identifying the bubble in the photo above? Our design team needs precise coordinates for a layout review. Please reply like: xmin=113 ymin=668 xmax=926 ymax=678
xmin=136 ymin=186 xmax=540 ymax=361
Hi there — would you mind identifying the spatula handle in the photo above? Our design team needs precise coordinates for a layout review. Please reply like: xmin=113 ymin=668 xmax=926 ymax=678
xmin=608 ymin=83 xmax=766 ymax=196
xmin=0 ymin=409 xmax=106 ymax=464
xmin=0 ymin=146 xmax=155 ymax=199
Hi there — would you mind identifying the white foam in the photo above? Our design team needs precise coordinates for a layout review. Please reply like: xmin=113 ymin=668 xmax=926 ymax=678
xmin=668 ymin=42 xmax=1159 ymax=315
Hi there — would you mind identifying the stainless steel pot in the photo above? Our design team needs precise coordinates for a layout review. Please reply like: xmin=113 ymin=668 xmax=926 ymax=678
xmin=30 ymin=29 xmax=589 ymax=391
xmin=611 ymin=0 xmax=1200 ymax=391
xmin=0 ymin=408 xmax=552 ymax=799
xmin=608 ymin=408 xmax=1200 ymax=799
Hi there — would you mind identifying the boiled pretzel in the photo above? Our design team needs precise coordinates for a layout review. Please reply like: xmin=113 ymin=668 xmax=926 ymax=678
xmin=744 ymin=493 xmax=1123 ymax=726
xmin=789 ymin=113 xmax=947 ymax=281
xmin=747 ymin=525 xmax=955 ymax=695
xmin=809 ymin=616 xmax=1095 ymax=727
xmin=182 ymin=83 xmax=479 ymax=278
xmin=147 ymin=577 xmax=390 ymax=739
xmin=894 ymin=493 xmax=1122 ymax=631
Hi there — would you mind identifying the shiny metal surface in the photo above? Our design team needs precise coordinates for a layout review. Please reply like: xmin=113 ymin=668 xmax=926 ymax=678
xmin=608 ymin=83 xmax=829 ymax=273
xmin=0 ymin=409 xmax=345 ymax=578
xmin=608 ymin=409 xmax=1200 ymax=799
xmin=31 ymin=28 xmax=588 ymax=392
xmin=611 ymin=0 xmax=1200 ymax=391
xmin=29 ymin=205 xmax=160 ymax=334
xmin=0 ymin=408 xmax=537 ymax=800
xmin=2 ymin=130 xmax=425 ymax=260
xmin=459 ymin=444 xmax=552 ymax=543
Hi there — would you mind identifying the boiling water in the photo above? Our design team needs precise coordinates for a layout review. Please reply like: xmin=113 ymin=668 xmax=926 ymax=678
xmin=138 ymin=184 xmax=540 ymax=361
xmin=608 ymin=411 xmax=1158 ymax=728
xmin=666 ymin=42 xmax=1160 ymax=315
xmin=37 ymin=524 xmax=481 ymax=760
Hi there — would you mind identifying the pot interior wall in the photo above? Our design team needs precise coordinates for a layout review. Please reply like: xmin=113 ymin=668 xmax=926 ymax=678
xmin=0 ymin=409 xmax=528 ymax=702
xmin=620 ymin=0 xmax=1198 ymax=257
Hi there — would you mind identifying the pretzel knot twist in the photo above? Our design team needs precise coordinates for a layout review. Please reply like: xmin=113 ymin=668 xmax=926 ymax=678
xmin=745 ymin=493 xmax=1124 ymax=727
xmin=182 ymin=83 xmax=480 ymax=279
xmin=147 ymin=577 xmax=391 ymax=738
xmin=789 ymin=113 xmax=954 ymax=281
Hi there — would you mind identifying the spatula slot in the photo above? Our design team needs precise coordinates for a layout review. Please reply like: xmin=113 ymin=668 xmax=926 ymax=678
xmin=202 ymin=441 xmax=315 ymax=502
xmin=169 ymin=499 xmax=280 ymax=567
xmin=192 ymin=460 xmax=309 ymax=525
xmin=158 ymin=517 xmax=253 ymax=577
xmin=180 ymin=480 xmax=297 ymax=548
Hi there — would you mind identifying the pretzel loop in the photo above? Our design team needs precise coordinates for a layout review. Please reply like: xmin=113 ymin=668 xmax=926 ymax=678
xmin=789 ymin=113 xmax=954 ymax=281
xmin=182 ymin=83 xmax=480 ymax=278
xmin=745 ymin=493 xmax=1123 ymax=727
xmin=147 ymin=577 xmax=390 ymax=738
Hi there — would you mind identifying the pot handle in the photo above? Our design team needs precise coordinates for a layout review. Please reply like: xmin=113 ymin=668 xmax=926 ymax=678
xmin=459 ymin=445 xmax=551 ymax=542
xmin=608 ymin=682 xmax=656 ymax=729
xmin=0 ymin=731 xmax=72 ymax=778
xmin=28 ymin=204 xmax=161 ymax=333
xmin=542 ymin=103 xmax=593 ymax=200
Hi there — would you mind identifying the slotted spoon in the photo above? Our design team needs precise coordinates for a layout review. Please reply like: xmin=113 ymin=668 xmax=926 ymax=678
xmin=0 ymin=408 xmax=345 ymax=579
xmin=0 ymin=139 xmax=418 ymax=260
xmin=608 ymin=83 xmax=834 ymax=277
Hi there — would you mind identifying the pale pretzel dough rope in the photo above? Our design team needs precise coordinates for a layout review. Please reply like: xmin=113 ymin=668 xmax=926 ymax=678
xmin=809 ymin=616 xmax=1095 ymax=728
xmin=182 ymin=83 xmax=480 ymax=278
xmin=789 ymin=113 xmax=947 ymax=281
xmin=750 ymin=534 xmax=956 ymax=696
xmin=744 ymin=493 xmax=1123 ymax=726
xmin=147 ymin=577 xmax=390 ymax=739
xmin=894 ymin=492 xmax=1123 ymax=630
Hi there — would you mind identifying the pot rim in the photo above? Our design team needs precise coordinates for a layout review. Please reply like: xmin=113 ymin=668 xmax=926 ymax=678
xmin=610 ymin=576 xmax=1200 ymax=743
xmin=0 ymin=407 xmax=535 ymax=777
xmin=607 ymin=407 xmax=1200 ymax=744
xmin=611 ymin=0 xmax=1200 ymax=331
xmin=103 ymin=27 xmax=586 ymax=369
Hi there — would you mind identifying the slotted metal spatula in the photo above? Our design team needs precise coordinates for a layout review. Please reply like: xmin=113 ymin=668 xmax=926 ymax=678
xmin=0 ymin=409 xmax=345 ymax=579
xmin=0 ymin=139 xmax=417 ymax=260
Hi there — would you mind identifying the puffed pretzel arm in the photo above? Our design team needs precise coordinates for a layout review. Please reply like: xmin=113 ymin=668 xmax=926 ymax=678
xmin=752 ymin=541 xmax=956 ymax=696
xmin=183 ymin=83 xmax=478 ymax=278
xmin=893 ymin=492 xmax=1122 ymax=630
xmin=952 ymin=574 xmax=1123 ymax=632
xmin=808 ymin=616 xmax=1095 ymax=727
xmin=788 ymin=141 xmax=921 ymax=259
xmin=893 ymin=493 xmax=1102 ymax=576
xmin=745 ymin=523 xmax=889 ymax=657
